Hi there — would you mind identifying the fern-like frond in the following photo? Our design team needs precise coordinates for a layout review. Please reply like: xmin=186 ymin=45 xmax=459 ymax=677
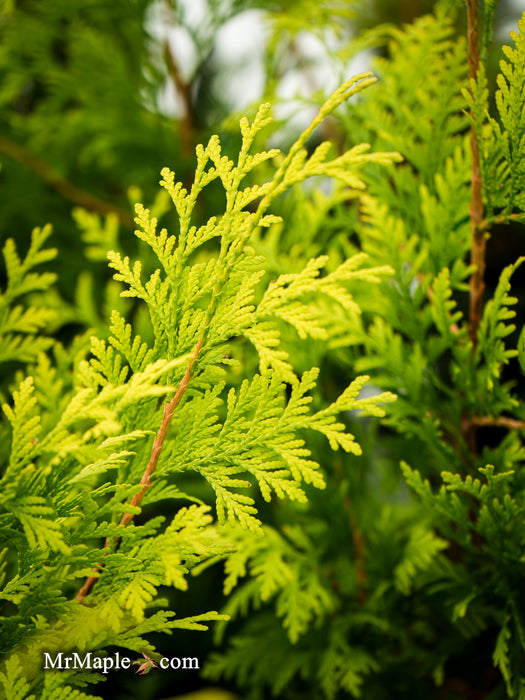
xmin=0 ymin=226 xmax=57 ymax=367
xmin=476 ymin=258 xmax=523 ymax=391
xmin=0 ymin=654 xmax=35 ymax=700
xmin=465 ymin=15 xmax=525 ymax=221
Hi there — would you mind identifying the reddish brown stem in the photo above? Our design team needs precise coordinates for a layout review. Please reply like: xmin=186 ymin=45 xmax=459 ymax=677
xmin=75 ymin=340 xmax=202 ymax=603
xmin=465 ymin=0 xmax=486 ymax=348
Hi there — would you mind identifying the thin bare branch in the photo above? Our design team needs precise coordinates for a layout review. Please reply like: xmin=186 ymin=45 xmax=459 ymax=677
xmin=163 ymin=39 xmax=195 ymax=160
xmin=0 ymin=136 xmax=134 ymax=228
xmin=465 ymin=0 xmax=486 ymax=348
xmin=471 ymin=415 xmax=525 ymax=431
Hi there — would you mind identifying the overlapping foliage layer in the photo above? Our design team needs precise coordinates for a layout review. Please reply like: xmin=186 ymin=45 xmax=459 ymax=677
xmin=1 ymin=2 xmax=525 ymax=700
xmin=0 ymin=76 xmax=397 ymax=699
xmin=205 ymin=8 xmax=525 ymax=700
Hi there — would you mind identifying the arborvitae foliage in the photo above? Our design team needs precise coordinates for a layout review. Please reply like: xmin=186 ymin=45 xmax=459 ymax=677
xmin=0 ymin=77 xmax=398 ymax=698
xmin=204 ymin=5 xmax=525 ymax=700
xmin=2 ymin=3 xmax=525 ymax=700
xmin=0 ymin=226 xmax=57 ymax=375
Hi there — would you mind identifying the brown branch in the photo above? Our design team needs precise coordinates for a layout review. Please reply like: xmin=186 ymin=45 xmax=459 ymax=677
xmin=0 ymin=136 xmax=134 ymax=228
xmin=75 ymin=339 xmax=202 ymax=603
xmin=163 ymin=39 xmax=195 ymax=160
xmin=465 ymin=0 xmax=486 ymax=348
xmin=458 ymin=413 xmax=525 ymax=462
xmin=471 ymin=415 xmax=525 ymax=431
xmin=478 ymin=211 xmax=521 ymax=233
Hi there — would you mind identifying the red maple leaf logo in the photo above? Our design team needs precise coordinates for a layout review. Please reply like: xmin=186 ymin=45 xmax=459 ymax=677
xmin=133 ymin=652 xmax=159 ymax=675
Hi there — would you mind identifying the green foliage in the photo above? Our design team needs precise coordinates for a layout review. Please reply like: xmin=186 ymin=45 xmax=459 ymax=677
xmin=465 ymin=14 xmax=525 ymax=222
xmin=2 ymin=3 xmax=525 ymax=700
xmin=0 ymin=75 xmax=398 ymax=698
xmin=0 ymin=226 xmax=57 ymax=372
xmin=203 ymin=7 xmax=525 ymax=700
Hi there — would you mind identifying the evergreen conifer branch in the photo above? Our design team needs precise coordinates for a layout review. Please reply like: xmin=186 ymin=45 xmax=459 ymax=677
xmin=465 ymin=0 xmax=486 ymax=349
xmin=208 ymin=9 xmax=525 ymax=698
xmin=0 ymin=226 xmax=58 ymax=370
xmin=75 ymin=340 xmax=202 ymax=603
xmin=4 ymin=6 xmax=524 ymax=695
xmin=73 ymin=78 xmax=399 ymax=608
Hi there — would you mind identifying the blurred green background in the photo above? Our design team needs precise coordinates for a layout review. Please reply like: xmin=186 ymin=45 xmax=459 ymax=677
xmin=1 ymin=0 xmax=522 ymax=303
